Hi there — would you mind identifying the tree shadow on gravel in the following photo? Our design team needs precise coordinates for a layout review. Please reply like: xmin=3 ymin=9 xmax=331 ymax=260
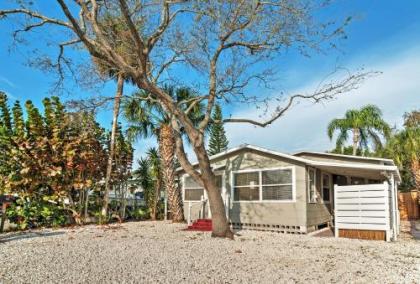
xmin=0 ymin=231 xmax=65 ymax=244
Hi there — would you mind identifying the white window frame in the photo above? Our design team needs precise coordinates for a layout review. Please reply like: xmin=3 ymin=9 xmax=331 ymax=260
xmin=231 ymin=166 xmax=296 ymax=203
xmin=308 ymin=167 xmax=317 ymax=203
xmin=321 ymin=173 xmax=332 ymax=204
xmin=182 ymin=171 xmax=225 ymax=202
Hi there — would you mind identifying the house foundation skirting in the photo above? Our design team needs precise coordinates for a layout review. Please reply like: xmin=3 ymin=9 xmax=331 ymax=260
xmin=230 ymin=222 xmax=306 ymax=234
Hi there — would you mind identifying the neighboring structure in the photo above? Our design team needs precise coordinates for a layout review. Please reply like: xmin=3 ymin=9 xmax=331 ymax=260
xmin=108 ymin=179 xmax=146 ymax=208
xmin=177 ymin=144 xmax=400 ymax=241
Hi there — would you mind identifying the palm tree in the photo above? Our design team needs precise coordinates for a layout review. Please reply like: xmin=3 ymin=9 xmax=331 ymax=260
xmin=383 ymin=111 xmax=420 ymax=190
xmin=93 ymin=14 xmax=140 ymax=221
xmin=123 ymin=86 xmax=204 ymax=222
xmin=327 ymin=105 xmax=391 ymax=156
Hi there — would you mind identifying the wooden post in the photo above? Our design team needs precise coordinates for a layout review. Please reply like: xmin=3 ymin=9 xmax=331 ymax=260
xmin=384 ymin=181 xmax=391 ymax=242
xmin=187 ymin=201 xmax=192 ymax=225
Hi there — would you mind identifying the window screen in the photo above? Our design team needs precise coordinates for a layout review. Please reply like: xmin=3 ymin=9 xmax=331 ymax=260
xmin=184 ymin=175 xmax=223 ymax=201
xmin=233 ymin=171 xmax=260 ymax=201
xmin=234 ymin=172 xmax=259 ymax=186
xmin=234 ymin=186 xmax=260 ymax=201
xmin=184 ymin=188 xmax=204 ymax=201
xmin=262 ymin=169 xmax=293 ymax=201
xmin=262 ymin=185 xmax=293 ymax=200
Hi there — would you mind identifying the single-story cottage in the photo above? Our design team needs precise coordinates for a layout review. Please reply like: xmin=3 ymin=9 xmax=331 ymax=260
xmin=177 ymin=144 xmax=400 ymax=241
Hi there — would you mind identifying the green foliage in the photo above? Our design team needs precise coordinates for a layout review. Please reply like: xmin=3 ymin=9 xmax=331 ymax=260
xmin=208 ymin=104 xmax=229 ymax=155
xmin=0 ymin=91 xmax=12 ymax=133
xmin=124 ymin=86 xmax=204 ymax=142
xmin=127 ymin=207 xmax=149 ymax=220
xmin=380 ymin=110 xmax=420 ymax=191
xmin=0 ymin=93 xmax=134 ymax=230
xmin=133 ymin=148 xmax=163 ymax=220
xmin=6 ymin=197 xmax=67 ymax=229
xmin=327 ymin=104 xmax=391 ymax=155
xmin=12 ymin=101 xmax=25 ymax=138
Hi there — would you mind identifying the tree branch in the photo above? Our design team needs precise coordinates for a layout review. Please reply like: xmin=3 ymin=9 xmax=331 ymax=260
xmin=222 ymin=70 xmax=377 ymax=127
xmin=0 ymin=8 xmax=73 ymax=29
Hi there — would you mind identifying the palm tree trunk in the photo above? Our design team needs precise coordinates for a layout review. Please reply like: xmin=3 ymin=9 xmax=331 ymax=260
xmin=151 ymin=176 xmax=161 ymax=220
xmin=159 ymin=124 xmax=184 ymax=222
xmin=102 ymin=73 xmax=124 ymax=221
xmin=411 ymin=156 xmax=420 ymax=190
xmin=352 ymin=128 xmax=360 ymax=156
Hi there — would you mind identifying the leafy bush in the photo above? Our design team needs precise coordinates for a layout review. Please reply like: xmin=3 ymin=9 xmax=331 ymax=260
xmin=6 ymin=197 xmax=68 ymax=229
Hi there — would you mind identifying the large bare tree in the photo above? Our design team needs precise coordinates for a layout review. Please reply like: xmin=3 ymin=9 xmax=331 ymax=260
xmin=0 ymin=0 xmax=371 ymax=238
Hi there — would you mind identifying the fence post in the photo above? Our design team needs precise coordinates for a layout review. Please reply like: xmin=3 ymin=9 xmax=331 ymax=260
xmin=187 ymin=201 xmax=192 ymax=225
xmin=164 ymin=192 xmax=168 ymax=221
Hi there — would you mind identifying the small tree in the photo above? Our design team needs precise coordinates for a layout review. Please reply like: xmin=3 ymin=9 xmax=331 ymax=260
xmin=135 ymin=148 xmax=163 ymax=220
xmin=208 ymin=104 xmax=229 ymax=156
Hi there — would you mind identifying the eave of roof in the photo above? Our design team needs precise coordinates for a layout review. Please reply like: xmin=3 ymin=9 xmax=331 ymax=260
xmin=293 ymin=151 xmax=395 ymax=165
xmin=176 ymin=144 xmax=401 ymax=181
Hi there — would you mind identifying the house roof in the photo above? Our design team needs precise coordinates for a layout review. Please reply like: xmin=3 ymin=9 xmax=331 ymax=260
xmin=293 ymin=151 xmax=395 ymax=165
xmin=177 ymin=144 xmax=401 ymax=181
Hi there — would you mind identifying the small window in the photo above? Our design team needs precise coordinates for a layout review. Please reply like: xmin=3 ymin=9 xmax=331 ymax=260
xmin=321 ymin=174 xmax=331 ymax=203
xmin=308 ymin=168 xmax=317 ymax=203
xmin=184 ymin=176 xmax=204 ymax=201
xmin=183 ymin=175 xmax=223 ymax=201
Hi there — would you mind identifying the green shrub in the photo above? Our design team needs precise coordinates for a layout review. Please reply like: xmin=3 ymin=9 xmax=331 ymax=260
xmin=6 ymin=197 xmax=68 ymax=229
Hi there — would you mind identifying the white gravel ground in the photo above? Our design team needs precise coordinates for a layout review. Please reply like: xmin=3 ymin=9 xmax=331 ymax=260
xmin=0 ymin=221 xmax=419 ymax=283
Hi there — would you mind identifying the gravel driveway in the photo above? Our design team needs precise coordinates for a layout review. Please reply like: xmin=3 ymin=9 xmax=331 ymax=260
xmin=0 ymin=221 xmax=419 ymax=283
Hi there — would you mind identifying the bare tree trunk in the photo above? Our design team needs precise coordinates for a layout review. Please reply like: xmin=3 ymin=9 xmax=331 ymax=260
xmin=159 ymin=124 xmax=184 ymax=222
xmin=352 ymin=128 xmax=360 ymax=156
xmin=102 ymin=73 xmax=124 ymax=221
xmin=196 ymin=144 xmax=233 ymax=238
xmin=173 ymin=124 xmax=233 ymax=238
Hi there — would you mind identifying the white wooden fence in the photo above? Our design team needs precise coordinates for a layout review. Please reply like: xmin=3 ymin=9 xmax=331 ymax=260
xmin=334 ymin=182 xmax=395 ymax=241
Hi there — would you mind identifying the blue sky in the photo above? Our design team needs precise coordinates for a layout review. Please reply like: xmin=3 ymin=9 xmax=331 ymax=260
xmin=0 ymin=0 xmax=419 ymax=160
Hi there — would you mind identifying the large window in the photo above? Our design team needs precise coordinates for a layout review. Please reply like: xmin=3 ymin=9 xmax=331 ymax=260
xmin=233 ymin=168 xmax=294 ymax=202
xmin=183 ymin=175 xmax=223 ymax=201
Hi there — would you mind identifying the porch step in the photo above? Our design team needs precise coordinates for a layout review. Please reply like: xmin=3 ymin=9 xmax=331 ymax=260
xmin=185 ymin=219 xmax=212 ymax=231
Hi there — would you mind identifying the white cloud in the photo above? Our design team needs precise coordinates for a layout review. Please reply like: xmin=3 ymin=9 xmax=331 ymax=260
xmin=0 ymin=76 xmax=16 ymax=88
xmin=224 ymin=47 xmax=420 ymax=154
